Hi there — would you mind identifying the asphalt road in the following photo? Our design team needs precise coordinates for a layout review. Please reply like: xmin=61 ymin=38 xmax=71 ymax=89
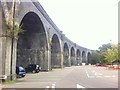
xmin=1 ymin=65 xmax=119 ymax=89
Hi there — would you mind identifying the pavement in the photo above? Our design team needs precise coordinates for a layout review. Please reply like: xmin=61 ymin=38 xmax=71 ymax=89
xmin=1 ymin=65 xmax=119 ymax=89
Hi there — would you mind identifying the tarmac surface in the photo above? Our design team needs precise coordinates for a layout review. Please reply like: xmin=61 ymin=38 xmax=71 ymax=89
xmin=1 ymin=65 xmax=119 ymax=89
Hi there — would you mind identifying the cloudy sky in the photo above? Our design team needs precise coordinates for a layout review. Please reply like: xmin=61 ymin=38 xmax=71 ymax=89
xmin=39 ymin=0 xmax=118 ymax=50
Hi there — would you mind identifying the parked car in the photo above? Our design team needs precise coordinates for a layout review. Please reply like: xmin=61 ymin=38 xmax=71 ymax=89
xmin=25 ymin=64 xmax=41 ymax=73
xmin=95 ymin=63 xmax=107 ymax=67
xmin=16 ymin=66 xmax=26 ymax=78
xmin=95 ymin=63 xmax=102 ymax=66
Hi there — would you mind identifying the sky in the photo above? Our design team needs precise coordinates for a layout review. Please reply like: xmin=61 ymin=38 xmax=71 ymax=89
xmin=38 ymin=0 xmax=118 ymax=50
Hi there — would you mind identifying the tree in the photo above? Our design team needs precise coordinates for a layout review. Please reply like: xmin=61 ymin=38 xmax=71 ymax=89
xmin=91 ymin=43 xmax=119 ymax=65
xmin=1 ymin=0 xmax=24 ymax=39
xmin=1 ymin=0 xmax=24 ymax=80
xmin=98 ymin=43 xmax=112 ymax=52
xmin=102 ymin=44 xmax=118 ymax=64
xmin=91 ymin=50 xmax=102 ymax=64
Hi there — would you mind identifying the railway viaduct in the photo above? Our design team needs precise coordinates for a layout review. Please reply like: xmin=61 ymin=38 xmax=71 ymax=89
xmin=0 ymin=0 xmax=92 ymax=81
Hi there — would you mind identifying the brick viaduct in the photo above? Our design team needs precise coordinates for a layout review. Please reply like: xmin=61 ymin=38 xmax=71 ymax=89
xmin=0 ymin=0 xmax=92 ymax=81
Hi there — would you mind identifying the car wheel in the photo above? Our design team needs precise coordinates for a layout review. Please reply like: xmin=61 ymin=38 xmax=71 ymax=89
xmin=17 ymin=75 xmax=21 ymax=78
xmin=32 ymin=70 xmax=36 ymax=73
xmin=22 ymin=75 xmax=25 ymax=77
xmin=36 ymin=70 xmax=39 ymax=73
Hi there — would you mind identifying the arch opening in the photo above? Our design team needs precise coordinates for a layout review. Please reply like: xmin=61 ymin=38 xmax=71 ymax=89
xmin=51 ymin=34 xmax=61 ymax=68
xmin=82 ymin=51 xmax=86 ymax=63
xmin=17 ymin=12 xmax=48 ymax=70
xmin=87 ymin=52 xmax=91 ymax=64
xmin=76 ymin=49 xmax=81 ymax=65
xmin=70 ymin=47 xmax=75 ymax=65
xmin=63 ymin=43 xmax=69 ymax=67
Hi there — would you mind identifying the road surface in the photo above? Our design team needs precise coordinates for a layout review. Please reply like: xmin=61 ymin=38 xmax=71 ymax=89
xmin=1 ymin=65 xmax=119 ymax=89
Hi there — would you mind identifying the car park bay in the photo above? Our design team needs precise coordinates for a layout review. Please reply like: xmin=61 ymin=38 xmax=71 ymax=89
xmin=2 ymin=65 xmax=118 ymax=89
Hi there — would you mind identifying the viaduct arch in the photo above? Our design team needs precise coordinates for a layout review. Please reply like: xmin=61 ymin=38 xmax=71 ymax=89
xmin=51 ymin=34 xmax=61 ymax=68
xmin=63 ymin=43 xmax=69 ymax=67
xmin=70 ymin=47 xmax=75 ymax=66
xmin=17 ymin=12 xmax=48 ymax=70
xmin=76 ymin=49 xmax=81 ymax=65
xmin=0 ymin=1 xmax=92 ymax=81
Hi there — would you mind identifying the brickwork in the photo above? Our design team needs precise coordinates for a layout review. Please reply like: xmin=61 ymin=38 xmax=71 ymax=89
xmin=0 ymin=1 xmax=92 ymax=81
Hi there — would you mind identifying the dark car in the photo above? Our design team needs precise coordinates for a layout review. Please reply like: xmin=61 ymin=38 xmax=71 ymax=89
xmin=25 ymin=64 xmax=41 ymax=73
xmin=16 ymin=66 xmax=26 ymax=78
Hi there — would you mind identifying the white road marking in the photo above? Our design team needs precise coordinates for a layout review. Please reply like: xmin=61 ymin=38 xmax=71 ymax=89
xmin=51 ymin=84 xmax=55 ymax=88
xmin=104 ymin=76 xmax=111 ymax=78
xmin=99 ymin=73 xmax=103 ymax=75
xmin=96 ymin=76 xmax=102 ymax=78
xmin=15 ymin=83 xmax=22 ymax=84
xmin=94 ymin=72 xmax=103 ymax=76
xmin=45 ymin=82 xmax=56 ymax=89
xmin=94 ymin=72 xmax=97 ymax=76
xmin=77 ymin=84 xmax=85 ymax=88
xmin=89 ymin=76 xmax=95 ymax=78
xmin=92 ymin=71 xmax=95 ymax=73
xmin=46 ymin=86 xmax=50 ymax=88
xmin=112 ymin=75 xmax=116 ymax=77
xmin=85 ymin=70 xmax=90 ymax=78
xmin=85 ymin=68 xmax=116 ymax=78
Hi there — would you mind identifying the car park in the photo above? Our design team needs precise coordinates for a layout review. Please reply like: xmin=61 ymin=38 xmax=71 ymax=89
xmin=16 ymin=66 xmax=26 ymax=78
xmin=25 ymin=64 xmax=41 ymax=73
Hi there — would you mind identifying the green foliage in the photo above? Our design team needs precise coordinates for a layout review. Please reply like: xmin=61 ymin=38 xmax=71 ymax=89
xmin=98 ymin=43 xmax=112 ymax=52
xmin=92 ymin=43 xmax=119 ymax=65
xmin=12 ymin=23 xmax=24 ymax=39
xmin=102 ymin=44 xmax=118 ymax=64
xmin=2 ymin=1 xmax=24 ymax=40
xmin=5 ymin=20 xmax=24 ymax=39
xmin=1 ymin=80 xmax=16 ymax=84
xmin=91 ymin=50 xmax=102 ymax=64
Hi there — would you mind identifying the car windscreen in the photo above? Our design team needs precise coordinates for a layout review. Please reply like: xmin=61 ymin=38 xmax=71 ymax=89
xmin=19 ymin=67 xmax=25 ymax=72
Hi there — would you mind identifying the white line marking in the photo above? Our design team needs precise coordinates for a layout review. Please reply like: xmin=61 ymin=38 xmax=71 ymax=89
xmin=89 ymin=76 xmax=95 ymax=78
xmin=51 ymin=84 xmax=55 ymax=88
xmin=94 ymin=72 xmax=103 ymax=76
xmin=99 ymin=73 xmax=103 ymax=75
xmin=15 ymin=83 xmax=21 ymax=84
xmin=85 ymin=70 xmax=90 ymax=78
xmin=95 ymin=72 xmax=97 ymax=76
xmin=92 ymin=71 xmax=95 ymax=73
xmin=104 ymin=76 xmax=111 ymax=78
xmin=77 ymin=84 xmax=85 ymax=88
xmin=112 ymin=75 xmax=116 ymax=77
xmin=96 ymin=76 xmax=102 ymax=78
xmin=46 ymin=86 xmax=50 ymax=88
